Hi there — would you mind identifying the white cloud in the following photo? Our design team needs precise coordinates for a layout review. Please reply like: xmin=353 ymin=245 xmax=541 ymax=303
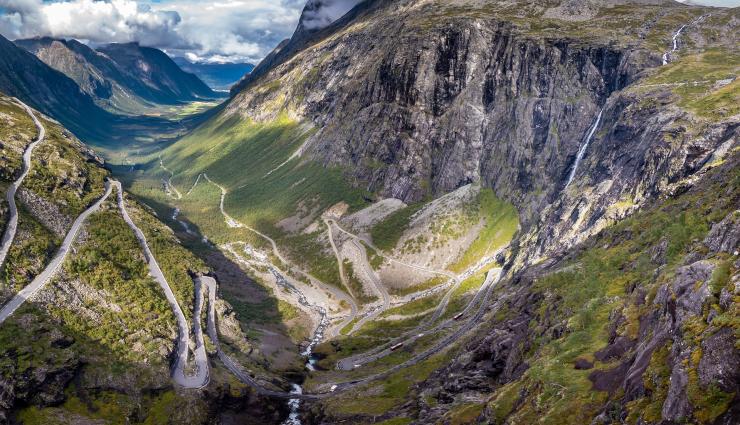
xmin=301 ymin=0 xmax=363 ymax=30
xmin=5 ymin=0 xmax=733 ymax=64
xmin=1 ymin=0 xmax=185 ymax=46
xmin=0 ymin=0 xmax=309 ymax=63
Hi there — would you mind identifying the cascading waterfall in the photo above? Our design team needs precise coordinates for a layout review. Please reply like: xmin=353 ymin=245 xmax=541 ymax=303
xmin=565 ymin=109 xmax=604 ymax=188
xmin=662 ymin=14 xmax=710 ymax=65
xmin=663 ymin=24 xmax=687 ymax=65
xmin=284 ymin=384 xmax=304 ymax=425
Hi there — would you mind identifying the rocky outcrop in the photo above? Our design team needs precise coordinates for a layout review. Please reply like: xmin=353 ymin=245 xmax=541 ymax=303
xmin=17 ymin=188 xmax=72 ymax=238
xmin=352 ymin=155 xmax=739 ymax=425
xmin=228 ymin=0 xmax=738 ymax=268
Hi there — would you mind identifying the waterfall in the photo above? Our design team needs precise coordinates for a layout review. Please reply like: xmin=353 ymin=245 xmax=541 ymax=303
xmin=663 ymin=15 xmax=710 ymax=66
xmin=663 ymin=24 xmax=687 ymax=65
xmin=565 ymin=109 xmax=604 ymax=188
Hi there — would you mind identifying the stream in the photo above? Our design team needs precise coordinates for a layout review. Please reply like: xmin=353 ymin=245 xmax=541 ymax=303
xmin=269 ymin=267 xmax=329 ymax=424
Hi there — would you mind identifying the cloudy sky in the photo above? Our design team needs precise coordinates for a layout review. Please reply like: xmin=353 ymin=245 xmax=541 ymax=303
xmin=0 ymin=0 xmax=737 ymax=64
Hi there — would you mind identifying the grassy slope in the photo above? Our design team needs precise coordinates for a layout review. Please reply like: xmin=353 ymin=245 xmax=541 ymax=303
xmin=488 ymin=159 xmax=739 ymax=424
xmin=0 ymin=207 xmax=58 ymax=292
xmin=448 ymin=189 xmax=518 ymax=273
xmin=317 ymin=156 xmax=738 ymax=424
xmin=53 ymin=201 xmax=176 ymax=363
xmin=1 ymin=95 xmax=107 ymax=296
xmin=1 ymin=201 xmax=207 ymax=424
xmin=641 ymin=48 xmax=740 ymax=120
xmin=158 ymin=111 xmax=370 ymax=234
xmin=24 ymin=117 xmax=108 ymax=216
xmin=369 ymin=188 xmax=518 ymax=271
xmin=0 ymin=97 xmax=34 ymax=180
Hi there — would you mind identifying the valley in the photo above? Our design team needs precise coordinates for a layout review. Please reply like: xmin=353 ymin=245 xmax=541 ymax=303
xmin=0 ymin=0 xmax=738 ymax=424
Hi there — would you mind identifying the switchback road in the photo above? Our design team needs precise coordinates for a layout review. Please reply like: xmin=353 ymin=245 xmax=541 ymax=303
xmin=0 ymin=98 xmax=46 ymax=267
xmin=0 ymin=181 xmax=113 ymax=324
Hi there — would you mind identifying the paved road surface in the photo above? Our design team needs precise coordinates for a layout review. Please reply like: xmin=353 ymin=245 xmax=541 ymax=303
xmin=337 ymin=267 xmax=501 ymax=370
xmin=151 ymin=171 xmax=510 ymax=398
xmin=158 ymin=155 xmax=182 ymax=199
xmin=328 ymin=268 xmax=509 ymax=394
xmin=344 ymin=239 xmax=391 ymax=335
xmin=331 ymin=220 xmax=454 ymax=279
xmin=0 ymin=99 xmax=46 ymax=267
xmin=202 ymin=174 xmax=358 ymax=337
xmin=113 ymin=181 xmax=208 ymax=389
xmin=0 ymin=181 xmax=113 ymax=325
xmin=324 ymin=218 xmax=350 ymax=296
xmin=198 ymin=276 xmax=317 ymax=399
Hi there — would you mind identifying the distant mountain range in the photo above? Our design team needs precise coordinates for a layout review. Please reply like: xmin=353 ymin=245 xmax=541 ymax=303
xmin=14 ymin=38 xmax=223 ymax=115
xmin=0 ymin=34 xmax=115 ymax=140
xmin=173 ymin=57 xmax=254 ymax=91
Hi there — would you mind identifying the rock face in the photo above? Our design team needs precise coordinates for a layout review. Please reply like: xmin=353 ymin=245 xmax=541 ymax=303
xmin=0 ymin=34 xmax=114 ymax=139
xmin=16 ymin=38 xmax=219 ymax=111
xmin=227 ymin=0 xmax=738 ymax=266
xmin=337 ymin=154 xmax=738 ymax=425
xmin=221 ymin=1 xmax=739 ymax=423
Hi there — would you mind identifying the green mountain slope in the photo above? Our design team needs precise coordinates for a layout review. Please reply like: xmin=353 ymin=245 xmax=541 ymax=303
xmin=0 ymin=93 xmax=285 ymax=423
xmin=98 ymin=42 xmax=219 ymax=103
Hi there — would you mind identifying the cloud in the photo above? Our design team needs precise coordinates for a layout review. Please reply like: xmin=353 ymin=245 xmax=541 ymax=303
xmin=0 ymin=0 xmax=185 ymax=47
xmin=0 ymin=0 xmax=309 ymax=63
xmin=162 ymin=0 xmax=306 ymax=62
xmin=300 ymin=0 xmax=363 ymax=30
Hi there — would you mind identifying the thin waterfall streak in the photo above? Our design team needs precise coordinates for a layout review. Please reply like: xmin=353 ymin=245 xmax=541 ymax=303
xmin=565 ymin=109 xmax=603 ymax=188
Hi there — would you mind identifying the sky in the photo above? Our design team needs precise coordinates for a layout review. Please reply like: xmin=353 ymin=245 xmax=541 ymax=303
xmin=0 ymin=0 xmax=736 ymax=64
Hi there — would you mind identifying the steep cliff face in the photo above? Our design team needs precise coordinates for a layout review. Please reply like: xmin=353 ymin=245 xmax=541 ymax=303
xmin=215 ymin=1 xmax=739 ymax=423
xmin=357 ymin=153 xmax=738 ymax=425
xmin=226 ymin=0 xmax=737 ymax=262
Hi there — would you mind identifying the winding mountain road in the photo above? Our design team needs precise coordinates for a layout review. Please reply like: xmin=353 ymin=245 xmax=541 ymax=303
xmin=113 ymin=181 xmax=208 ymax=389
xmin=331 ymin=221 xmax=455 ymax=279
xmin=343 ymin=239 xmax=391 ymax=335
xmin=200 ymin=174 xmax=358 ymax=337
xmin=0 ymin=99 xmax=46 ymax=268
xmin=324 ymin=218 xmax=350 ymax=297
xmin=337 ymin=264 xmax=502 ymax=370
xmin=159 ymin=155 xmax=182 ymax=200
xmin=149 ymin=168 xmax=512 ymax=397
xmin=198 ymin=276 xmax=309 ymax=399
xmin=326 ymin=267 xmax=508 ymax=394
xmin=0 ymin=181 xmax=113 ymax=325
